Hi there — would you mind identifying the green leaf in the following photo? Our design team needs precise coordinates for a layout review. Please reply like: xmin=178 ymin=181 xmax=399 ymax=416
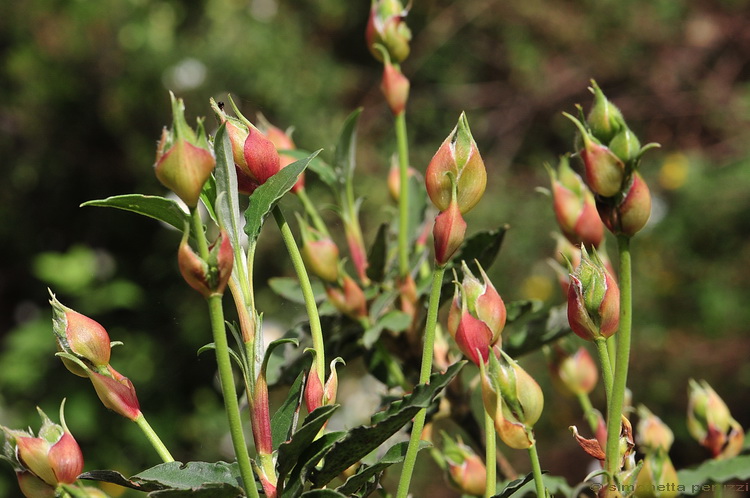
xmin=282 ymin=431 xmax=347 ymax=497
xmin=276 ymin=405 xmax=339 ymax=483
xmin=676 ymin=454 xmax=750 ymax=495
xmin=213 ymin=124 xmax=244 ymax=261
xmin=79 ymin=462 xmax=246 ymax=494
xmin=334 ymin=108 xmax=363 ymax=184
xmin=196 ymin=343 xmax=247 ymax=381
xmin=336 ymin=441 xmax=430 ymax=496
xmin=147 ymin=483 xmax=244 ymax=497
xmin=311 ymin=361 xmax=466 ymax=487
xmin=366 ymin=223 xmax=388 ymax=283
xmin=269 ymin=277 xmax=326 ymax=304
xmin=281 ymin=149 xmax=337 ymax=189
xmin=244 ymin=151 xmax=319 ymax=242
xmin=82 ymin=194 xmax=190 ymax=232
xmin=362 ymin=310 xmax=412 ymax=349
xmin=199 ymin=174 xmax=219 ymax=224
xmin=271 ymin=371 xmax=305 ymax=449
xmin=452 ymin=225 xmax=509 ymax=272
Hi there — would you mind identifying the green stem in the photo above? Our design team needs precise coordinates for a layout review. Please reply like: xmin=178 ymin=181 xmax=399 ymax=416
xmin=134 ymin=413 xmax=174 ymax=463
xmin=273 ymin=205 xmax=326 ymax=382
xmin=297 ymin=187 xmax=330 ymax=237
xmin=576 ymin=392 xmax=600 ymax=435
xmin=595 ymin=337 xmax=614 ymax=402
xmin=604 ymin=235 xmax=633 ymax=481
xmin=395 ymin=111 xmax=410 ymax=277
xmin=208 ymin=294 xmax=259 ymax=498
xmin=527 ymin=441 xmax=546 ymax=497
xmin=484 ymin=411 xmax=497 ymax=498
xmin=190 ymin=208 xmax=210 ymax=258
xmin=396 ymin=264 xmax=446 ymax=498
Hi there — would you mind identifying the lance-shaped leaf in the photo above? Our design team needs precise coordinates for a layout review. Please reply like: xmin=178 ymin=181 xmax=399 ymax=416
xmin=276 ymin=405 xmax=338 ymax=483
xmin=271 ymin=371 xmax=305 ymax=449
xmin=81 ymin=194 xmax=190 ymax=232
xmin=310 ymin=361 xmax=465 ymax=487
xmin=336 ymin=441 xmax=430 ymax=496
xmin=244 ymin=151 xmax=319 ymax=242
xmin=366 ymin=223 xmax=388 ymax=283
xmin=282 ymin=431 xmax=346 ymax=498
xmin=280 ymin=149 xmax=337 ymax=189
xmin=334 ymin=108 xmax=363 ymax=185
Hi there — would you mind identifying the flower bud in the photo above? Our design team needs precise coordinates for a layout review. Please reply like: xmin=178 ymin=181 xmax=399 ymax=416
xmin=447 ymin=261 xmax=506 ymax=365
xmin=547 ymin=156 xmax=604 ymax=248
xmin=387 ymin=158 xmax=418 ymax=202
xmin=16 ymin=471 xmax=56 ymax=498
xmin=381 ymin=59 xmax=410 ymax=115
xmin=441 ymin=432 xmax=487 ymax=496
xmin=635 ymin=453 xmax=679 ymax=498
xmin=433 ymin=196 xmax=466 ymax=266
xmin=687 ymin=379 xmax=745 ymax=459
xmin=342 ymin=208 xmax=370 ymax=285
xmin=155 ymin=93 xmax=215 ymax=208
xmin=304 ymin=355 xmax=344 ymax=414
xmin=586 ymin=80 xmax=625 ymax=144
xmin=636 ymin=405 xmax=674 ymax=454
xmin=298 ymin=215 xmax=340 ymax=283
xmin=547 ymin=343 xmax=598 ymax=396
xmin=426 ymin=113 xmax=487 ymax=214
xmin=49 ymin=293 xmax=111 ymax=377
xmin=2 ymin=403 xmax=84 ymax=488
xmin=178 ymin=228 xmax=234 ymax=298
xmin=565 ymin=113 xmax=625 ymax=197
xmin=89 ymin=365 xmax=142 ymax=421
xmin=366 ymin=0 xmax=412 ymax=63
xmin=258 ymin=114 xmax=304 ymax=193
xmin=567 ymin=246 xmax=620 ymax=341
xmin=326 ymin=275 xmax=367 ymax=320
xmin=609 ymin=128 xmax=641 ymax=164
xmin=479 ymin=350 xmax=544 ymax=449
xmin=597 ymin=172 xmax=651 ymax=236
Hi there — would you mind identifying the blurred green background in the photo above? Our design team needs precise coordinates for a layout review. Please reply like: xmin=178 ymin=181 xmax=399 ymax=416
xmin=1 ymin=0 xmax=749 ymax=496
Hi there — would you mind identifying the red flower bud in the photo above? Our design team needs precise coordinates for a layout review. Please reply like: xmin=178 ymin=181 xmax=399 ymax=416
xmin=565 ymin=113 xmax=625 ymax=197
xmin=298 ymin=215 xmax=340 ymax=283
xmin=426 ymin=113 xmax=487 ymax=214
xmin=2 ymin=403 xmax=84 ymax=488
xmin=304 ymin=356 xmax=344 ymax=414
xmin=326 ymin=275 xmax=367 ymax=320
xmin=433 ymin=197 xmax=466 ymax=266
xmin=88 ymin=365 xmax=142 ymax=421
xmin=178 ymin=228 xmax=234 ymax=297
xmin=636 ymin=405 xmax=674 ymax=454
xmin=441 ymin=432 xmax=487 ymax=496
xmin=547 ymin=156 xmax=604 ymax=248
xmin=597 ymin=172 xmax=651 ymax=236
xmin=154 ymin=93 xmax=215 ymax=208
xmin=566 ymin=246 xmax=620 ymax=341
xmin=243 ymin=127 xmax=281 ymax=186
xmin=381 ymin=61 xmax=410 ymax=115
xmin=447 ymin=262 xmax=506 ymax=365
xmin=547 ymin=344 xmax=598 ymax=396
xmin=50 ymin=293 xmax=111 ymax=377
xmin=366 ymin=0 xmax=412 ymax=63
xmin=258 ymin=115 xmax=304 ymax=193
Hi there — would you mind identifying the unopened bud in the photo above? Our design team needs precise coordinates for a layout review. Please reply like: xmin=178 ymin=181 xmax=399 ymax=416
xmin=609 ymin=128 xmax=641 ymax=164
xmin=636 ymin=405 xmax=674 ymax=454
xmin=565 ymin=113 xmax=625 ymax=197
xmin=426 ymin=113 xmax=487 ymax=214
xmin=387 ymin=158 xmax=418 ymax=202
xmin=687 ymin=379 xmax=745 ymax=459
xmin=89 ymin=365 xmax=142 ymax=421
xmin=447 ymin=261 xmax=506 ymax=365
xmin=298 ymin=215 xmax=339 ymax=283
xmin=178 ymin=228 xmax=234 ymax=297
xmin=635 ymin=453 xmax=679 ymax=498
xmin=567 ymin=246 xmax=620 ymax=341
xmin=547 ymin=155 xmax=604 ymax=248
xmin=441 ymin=432 xmax=487 ymax=496
xmin=433 ymin=197 xmax=466 ymax=266
xmin=304 ymin=354 xmax=344 ymax=414
xmin=50 ymin=293 xmax=111 ymax=377
xmin=258 ymin=114 xmax=304 ymax=193
xmin=381 ymin=58 xmax=410 ymax=115
xmin=155 ymin=93 xmax=215 ymax=208
xmin=326 ymin=275 xmax=367 ymax=320
xmin=586 ymin=80 xmax=625 ymax=144
xmin=597 ymin=172 xmax=651 ymax=236
xmin=547 ymin=343 xmax=598 ymax=396
xmin=366 ymin=0 xmax=412 ymax=63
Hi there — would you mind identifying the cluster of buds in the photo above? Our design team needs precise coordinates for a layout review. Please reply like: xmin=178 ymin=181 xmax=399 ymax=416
xmin=51 ymin=293 xmax=142 ymax=422
xmin=634 ymin=405 xmax=679 ymax=498
xmin=366 ymin=0 xmax=412 ymax=64
xmin=210 ymin=97 xmax=281 ymax=195
xmin=564 ymin=81 xmax=657 ymax=237
xmin=0 ymin=403 xmax=104 ymax=497
xmin=447 ymin=261 xmax=506 ymax=365
xmin=479 ymin=350 xmax=544 ymax=449
xmin=687 ymin=379 xmax=744 ymax=459
xmin=566 ymin=246 xmax=620 ymax=342
xmin=440 ymin=432 xmax=487 ymax=497
xmin=547 ymin=341 xmax=598 ymax=397
xmin=178 ymin=227 xmax=234 ymax=298
xmin=426 ymin=113 xmax=487 ymax=265
xmin=155 ymin=93 xmax=215 ymax=208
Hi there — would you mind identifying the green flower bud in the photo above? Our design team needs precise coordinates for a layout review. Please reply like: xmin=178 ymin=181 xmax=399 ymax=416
xmin=586 ymin=80 xmax=625 ymax=144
